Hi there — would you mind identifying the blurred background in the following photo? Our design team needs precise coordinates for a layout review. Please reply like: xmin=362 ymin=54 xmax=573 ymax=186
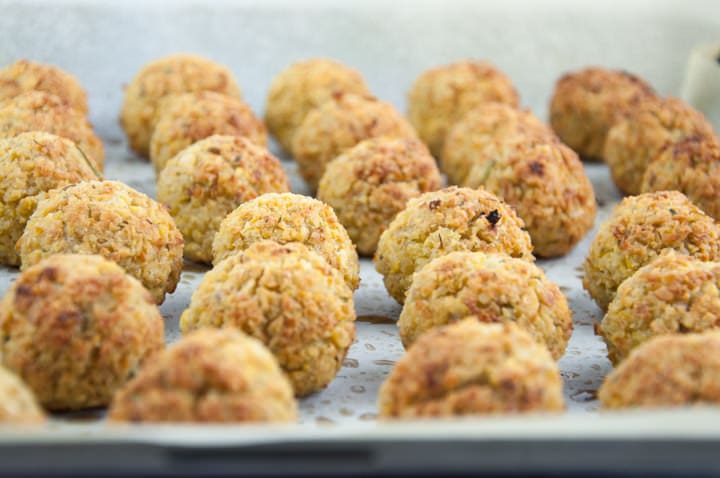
xmin=0 ymin=0 xmax=718 ymax=140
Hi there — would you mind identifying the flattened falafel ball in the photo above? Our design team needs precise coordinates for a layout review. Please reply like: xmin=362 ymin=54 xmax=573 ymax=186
xmin=0 ymin=366 xmax=45 ymax=424
xmin=583 ymin=191 xmax=720 ymax=311
xmin=0 ymin=254 xmax=164 ymax=411
xmin=156 ymin=135 xmax=290 ymax=264
xmin=212 ymin=192 xmax=359 ymax=290
xmin=375 ymin=186 xmax=534 ymax=304
xmin=407 ymin=60 xmax=520 ymax=158
xmin=641 ymin=135 xmax=720 ymax=220
xmin=549 ymin=67 xmax=655 ymax=161
xmin=180 ymin=241 xmax=356 ymax=397
xmin=604 ymin=96 xmax=715 ymax=195
xmin=291 ymin=93 xmax=417 ymax=190
xmin=399 ymin=251 xmax=572 ymax=359
xmin=599 ymin=331 xmax=720 ymax=409
xmin=601 ymin=252 xmax=720 ymax=365
xmin=149 ymin=91 xmax=266 ymax=173
xmin=0 ymin=91 xmax=103 ymax=170
xmin=379 ymin=320 xmax=564 ymax=418
xmin=317 ymin=137 xmax=441 ymax=256
xmin=17 ymin=180 xmax=184 ymax=304
xmin=120 ymin=54 xmax=242 ymax=157
xmin=463 ymin=141 xmax=597 ymax=258
xmin=442 ymin=102 xmax=556 ymax=186
xmin=108 ymin=328 xmax=297 ymax=423
xmin=0 ymin=132 xmax=99 ymax=266
xmin=265 ymin=58 xmax=370 ymax=153
xmin=0 ymin=59 xmax=88 ymax=113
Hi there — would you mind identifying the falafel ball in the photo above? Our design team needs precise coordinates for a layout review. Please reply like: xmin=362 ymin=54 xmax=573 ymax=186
xmin=149 ymin=91 xmax=267 ymax=173
xmin=316 ymin=137 xmax=442 ymax=256
xmin=407 ymin=60 xmax=520 ymax=158
xmin=641 ymin=135 xmax=720 ymax=220
xmin=291 ymin=93 xmax=417 ymax=190
xmin=0 ymin=59 xmax=88 ymax=113
xmin=0 ymin=366 xmax=45 ymax=424
xmin=375 ymin=186 xmax=534 ymax=304
xmin=441 ymin=102 xmax=556 ymax=186
xmin=0 ymin=91 xmax=104 ymax=170
xmin=378 ymin=320 xmax=564 ymax=418
xmin=599 ymin=331 xmax=720 ymax=409
xmin=583 ymin=191 xmax=720 ymax=311
xmin=17 ymin=180 xmax=184 ymax=304
xmin=180 ymin=241 xmax=356 ymax=397
xmin=601 ymin=252 xmax=720 ymax=365
xmin=0 ymin=132 xmax=100 ymax=266
xmin=265 ymin=58 xmax=370 ymax=153
xmin=604 ymin=96 xmax=715 ymax=195
xmin=465 ymin=141 xmax=597 ymax=258
xmin=156 ymin=135 xmax=290 ymax=264
xmin=549 ymin=67 xmax=655 ymax=161
xmin=120 ymin=53 xmax=242 ymax=157
xmin=212 ymin=192 xmax=359 ymax=290
xmin=399 ymin=251 xmax=572 ymax=359
xmin=0 ymin=254 xmax=164 ymax=411
xmin=108 ymin=328 xmax=297 ymax=423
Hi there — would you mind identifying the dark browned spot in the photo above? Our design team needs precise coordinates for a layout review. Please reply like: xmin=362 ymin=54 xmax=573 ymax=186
xmin=207 ymin=147 xmax=221 ymax=155
xmin=428 ymin=199 xmax=441 ymax=210
xmin=38 ymin=266 xmax=58 ymax=282
xmin=15 ymin=285 xmax=32 ymax=298
xmin=529 ymin=161 xmax=544 ymax=176
xmin=486 ymin=209 xmax=500 ymax=226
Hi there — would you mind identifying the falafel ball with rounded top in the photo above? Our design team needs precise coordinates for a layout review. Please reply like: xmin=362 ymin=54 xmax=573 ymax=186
xmin=156 ymin=135 xmax=289 ymax=264
xmin=442 ymin=102 xmax=556 ymax=186
xmin=317 ymin=137 xmax=442 ymax=256
xmin=0 ymin=59 xmax=88 ymax=113
xmin=180 ymin=241 xmax=356 ymax=397
xmin=291 ymin=93 xmax=417 ymax=190
xmin=583 ymin=191 xmax=720 ymax=311
xmin=212 ymin=192 xmax=359 ymax=290
xmin=599 ymin=331 xmax=720 ymax=409
xmin=17 ymin=180 xmax=184 ymax=304
xmin=601 ymin=251 xmax=720 ymax=365
xmin=0 ymin=366 xmax=45 ymax=424
xmin=109 ymin=328 xmax=297 ymax=423
xmin=604 ymin=96 xmax=715 ymax=195
xmin=120 ymin=53 xmax=242 ymax=157
xmin=375 ymin=186 xmax=534 ymax=304
xmin=549 ymin=67 xmax=655 ymax=161
xmin=641 ymin=135 xmax=720 ymax=220
xmin=149 ymin=91 xmax=266 ymax=173
xmin=0 ymin=91 xmax=104 ymax=170
xmin=379 ymin=320 xmax=564 ymax=418
xmin=0 ymin=254 xmax=164 ymax=411
xmin=399 ymin=251 xmax=572 ymax=359
xmin=407 ymin=60 xmax=520 ymax=158
xmin=0 ymin=131 xmax=100 ymax=266
xmin=265 ymin=58 xmax=370 ymax=153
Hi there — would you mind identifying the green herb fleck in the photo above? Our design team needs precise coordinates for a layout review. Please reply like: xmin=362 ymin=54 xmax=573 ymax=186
xmin=75 ymin=146 xmax=102 ymax=179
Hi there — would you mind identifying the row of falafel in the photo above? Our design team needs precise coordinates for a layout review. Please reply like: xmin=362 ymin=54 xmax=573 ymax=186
xmin=0 ymin=54 xmax=718 ymax=423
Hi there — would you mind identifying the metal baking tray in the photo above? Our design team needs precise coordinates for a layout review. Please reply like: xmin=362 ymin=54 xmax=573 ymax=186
xmin=1 ymin=0 xmax=720 ymax=474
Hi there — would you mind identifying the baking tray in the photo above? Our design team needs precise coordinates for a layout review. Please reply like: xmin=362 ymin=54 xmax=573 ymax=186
xmin=2 ymin=0 xmax=720 ymax=474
